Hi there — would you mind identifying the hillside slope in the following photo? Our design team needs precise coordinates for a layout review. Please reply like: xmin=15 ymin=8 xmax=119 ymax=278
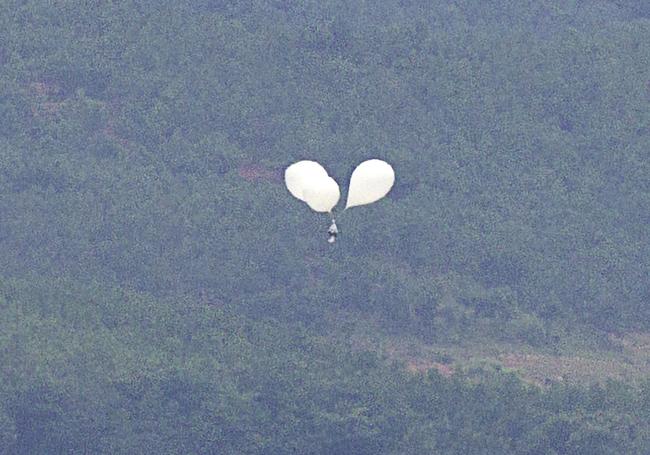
xmin=1 ymin=0 xmax=649 ymax=453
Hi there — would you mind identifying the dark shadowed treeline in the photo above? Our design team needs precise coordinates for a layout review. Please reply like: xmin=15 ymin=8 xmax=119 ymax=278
xmin=1 ymin=0 xmax=649 ymax=452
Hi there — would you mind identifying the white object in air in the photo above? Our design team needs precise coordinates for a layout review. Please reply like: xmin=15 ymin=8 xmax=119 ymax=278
xmin=284 ymin=160 xmax=329 ymax=202
xmin=345 ymin=159 xmax=395 ymax=209
xmin=302 ymin=175 xmax=340 ymax=213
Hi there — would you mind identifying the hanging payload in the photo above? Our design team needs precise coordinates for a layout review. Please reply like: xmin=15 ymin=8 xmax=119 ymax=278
xmin=327 ymin=219 xmax=338 ymax=244
xmin=284 ymin=159 xmax=394 ymax=243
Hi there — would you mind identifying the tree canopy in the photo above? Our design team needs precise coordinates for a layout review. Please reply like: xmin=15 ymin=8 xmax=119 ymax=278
xmin=1 ymin=0 xmax=649 ymax=452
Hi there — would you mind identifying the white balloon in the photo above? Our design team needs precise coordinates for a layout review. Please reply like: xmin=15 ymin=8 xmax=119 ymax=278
xmin=345 ymin=159 xmax=395 ymax=209
xmin=285 ymin=160 xmax=329 ymax=202
xmin=302 ymin=175 xmax=340 ymax=213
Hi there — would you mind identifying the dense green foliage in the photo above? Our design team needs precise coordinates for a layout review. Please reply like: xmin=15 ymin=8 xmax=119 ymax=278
xmin=3 ymin=277 xmax=650 ymax=453
xmin=1 ymin=0 xmax=649 ymax=452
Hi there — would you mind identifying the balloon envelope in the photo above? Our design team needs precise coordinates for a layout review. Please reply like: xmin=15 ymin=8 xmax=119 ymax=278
xmin=345 ymin=159 xmax=395 ymax=208
xmin=302 ymin=175 xmax=340 ymax=213
xmin=285 ymin=160 xmax=329 ymax=202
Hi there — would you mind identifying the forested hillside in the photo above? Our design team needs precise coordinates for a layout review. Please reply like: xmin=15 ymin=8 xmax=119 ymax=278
xmin=1 ymin=1 xmax=649 ymax=453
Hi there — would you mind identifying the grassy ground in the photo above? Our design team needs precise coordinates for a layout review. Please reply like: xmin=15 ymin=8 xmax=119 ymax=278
xmin=380 ymin=332 xmax=650 ymax=386
xmin=329 ymin=313 xmax=650 ymax=386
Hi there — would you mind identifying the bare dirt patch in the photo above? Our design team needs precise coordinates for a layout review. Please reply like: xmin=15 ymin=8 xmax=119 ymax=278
xmin=381 ymin=333 xmax=650 ymax=386
xmin=238 ymin=165 xmax=281 ymax=182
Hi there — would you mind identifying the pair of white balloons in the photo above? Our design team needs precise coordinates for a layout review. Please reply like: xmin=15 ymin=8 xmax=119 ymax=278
xmin=285 ymin=159 xmax=395 ymax=213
